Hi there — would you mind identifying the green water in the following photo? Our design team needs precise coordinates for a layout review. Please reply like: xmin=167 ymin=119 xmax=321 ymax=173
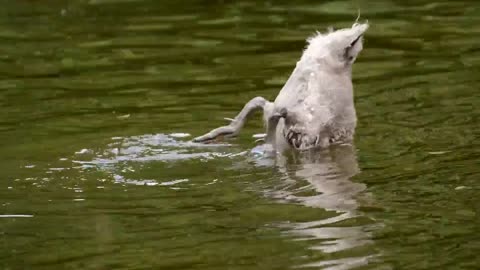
xmin=1 ymin=0 xmax=479 ymax=269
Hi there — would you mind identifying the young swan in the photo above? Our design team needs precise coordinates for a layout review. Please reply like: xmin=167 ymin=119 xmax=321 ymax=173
xmin=193 ymin=22 xmax=369 ymax=151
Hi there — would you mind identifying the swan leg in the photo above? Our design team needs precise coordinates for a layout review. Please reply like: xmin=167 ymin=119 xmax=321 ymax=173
xmin=193 ymin=97 xmax=272 ymax=143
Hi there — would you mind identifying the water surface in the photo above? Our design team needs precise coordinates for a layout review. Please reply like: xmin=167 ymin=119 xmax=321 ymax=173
xmin=1 ymin=0 xmax=479 ymax=269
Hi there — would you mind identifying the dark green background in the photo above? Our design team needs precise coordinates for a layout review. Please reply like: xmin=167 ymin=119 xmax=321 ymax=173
xmin=0 ymin=0 xmax=479 ymax=269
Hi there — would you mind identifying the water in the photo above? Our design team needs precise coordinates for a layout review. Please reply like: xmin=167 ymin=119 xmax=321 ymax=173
xmin=1 ymin=0 xmax=479 ymax=269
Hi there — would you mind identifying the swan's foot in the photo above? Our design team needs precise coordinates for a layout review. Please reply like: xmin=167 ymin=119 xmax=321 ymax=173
xmin=193 ymin=97 xmax=271 ymax=143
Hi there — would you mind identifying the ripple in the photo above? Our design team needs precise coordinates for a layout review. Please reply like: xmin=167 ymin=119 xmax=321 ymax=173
xmin=70 ymin=133 xmax=244 ymax=187
xmin=0 ymin=214 xmax=34 ymax=218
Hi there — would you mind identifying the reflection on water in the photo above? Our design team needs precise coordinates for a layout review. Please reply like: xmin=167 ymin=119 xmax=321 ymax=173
xmin=267 ymin=145 xmax=378 ymax=269
xmin=275 ymin=145 xmax=365 ymax=212
xmin=67 ymin=134 xmax=378 ymax=270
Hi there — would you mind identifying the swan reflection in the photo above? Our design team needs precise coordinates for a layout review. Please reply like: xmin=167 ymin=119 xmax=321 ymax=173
xmin=269 ymin=144 xmax=378 ymax=269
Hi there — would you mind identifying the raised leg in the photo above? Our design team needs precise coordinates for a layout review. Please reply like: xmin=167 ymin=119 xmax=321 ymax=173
xmin=193 ymin=97 xmax=272 ymax=143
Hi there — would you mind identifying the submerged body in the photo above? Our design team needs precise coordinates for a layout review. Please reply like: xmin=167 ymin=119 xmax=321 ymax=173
xmin=193 ymin=22 xmax=369 ymax=152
